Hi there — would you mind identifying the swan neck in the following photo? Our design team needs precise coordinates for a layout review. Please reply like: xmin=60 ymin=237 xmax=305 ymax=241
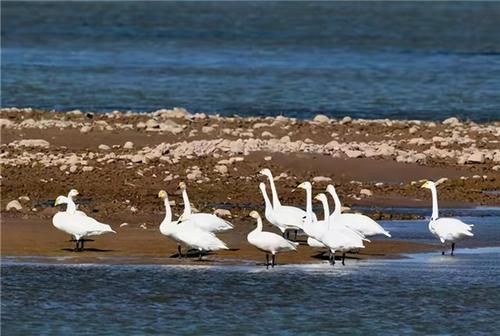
xmin=256 ymin=217 xmax=263 ymax=232
xmin=329 ymin=189 xmax=342 ymax=215
xmin=163 ymin=198 xmax=172 ymax=223
xmin=181 ymin=189 xmax=191 ymax=216
xmin=321 ymin=198 xmax=330 ymax=221
xmin=260 ymin=187 xmax=273 ymax=211
xmin=267 ymin=174 xmax=282 ymax=207
xmin=430 ymin=185 xmax=439 ymax=220
xmin=66 ymin=194 xmax=77 ymax=214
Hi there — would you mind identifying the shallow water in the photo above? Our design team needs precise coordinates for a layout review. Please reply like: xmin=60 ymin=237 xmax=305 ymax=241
xmin=2 ymin=2 xmax=500 ymax=121
xmin=2 ymin=250 xmax=500 ymax=336
xmin=2 ymin=215 xmax=500 ymax=335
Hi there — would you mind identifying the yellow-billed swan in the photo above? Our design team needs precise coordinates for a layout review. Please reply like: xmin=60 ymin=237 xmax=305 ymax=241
xmin=299 ymin=182 xmax=365 ymax=266
xmin=52 ymin=189 xmax=115 ymax=251
xmin=326 ymin=184 xmax=391 ymax=238
xmin=247 ymin=210 xmax=298 ymax=268
xmin=421 ymin=181 xmax=474 ymax=255
xmin=177 ymin=182 xmax=233 ymax=232
xmin=259 ymin=168 xmax=316 ymax=239
xmin=159 ymin=190 xmax=228 ymax=260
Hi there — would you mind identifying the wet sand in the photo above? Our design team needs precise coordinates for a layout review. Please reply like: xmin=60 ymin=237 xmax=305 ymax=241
xmin=1 ymin=215 xmax=438 ymax=265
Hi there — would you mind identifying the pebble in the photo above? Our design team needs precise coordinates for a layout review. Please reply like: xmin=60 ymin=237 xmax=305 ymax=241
xmin=264 ymin=156 xmax=272 ymax=161
xmin=18 ymin=195 xmax=30 ymax=202
xmin=202 ymin=126 xmax=215 ymax=134
xmin=123 ymin=141 xmax=134 ymax=149
xmin=15 ymin=139 xmax=50 ymax=148
xmin=214 ymin=209 xmax=232 ymax=218
xmin=313 ymin=176 xmax=332 ymax=183
xmin=80 ymin=126 xmax=92 ymax=134
xmin=214 ymin=165 xmax=228 ymax=174
xmin=82 ymin=166 xmax=94 ymax=172
xmin=98 ymin=144 xmax=111 ymax=151
xmin=313 ymin=114 xmax=330 ymax=123
xmin=120 ymin=223 xmax=129 ymax=227
xmin=69 ymin=165 xmax=78 ymax=173
xmin=360 ymin=189 xmax=373 ymax=197
xmin=466 ymin=152 xmax=485 ymax=164
xmin=6 ymin=200 xmax=22 ymax=211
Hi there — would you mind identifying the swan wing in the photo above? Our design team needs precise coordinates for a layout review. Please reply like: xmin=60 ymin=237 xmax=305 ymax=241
xmin=333 ymin=213 xmax=391 ymax=237
xmin=177 ymin=223 xmax=228 ymax=251
xmin=187 ymin=213 xmax=234 ymax=232
xmin=432 ymin=218 xmax=474 ymax=242
xmin=248 ymin=232 xmax=298 ymax=253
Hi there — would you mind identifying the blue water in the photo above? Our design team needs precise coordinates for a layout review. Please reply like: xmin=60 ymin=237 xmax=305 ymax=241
xmin=2 ymin=2 xmax=500 ymax=121
xmin=2 ymin=215 xmax=500 ymax=335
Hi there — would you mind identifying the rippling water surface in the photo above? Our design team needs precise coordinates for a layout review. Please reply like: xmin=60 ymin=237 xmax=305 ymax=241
xmin=2 ymin=2 xmax=500 ymax=120
xmin=2 ymin=214 xmax=500 ymax=335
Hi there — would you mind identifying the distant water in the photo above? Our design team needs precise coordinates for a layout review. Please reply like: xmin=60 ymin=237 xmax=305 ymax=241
xmin=2 ymin=215 xmax=500 ymax=335
xmin=2 ymin=2 xmax=500 ymax=121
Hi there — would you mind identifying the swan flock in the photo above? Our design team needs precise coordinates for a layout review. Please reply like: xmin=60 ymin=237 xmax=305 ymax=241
xmin=51 ymin=169 xmax=473 ymax=266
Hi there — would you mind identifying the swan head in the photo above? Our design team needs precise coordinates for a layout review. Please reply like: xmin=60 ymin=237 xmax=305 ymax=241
xmin=297 ymin=181 xmax=311 ymax=190
xmin=326 ymin=184 xmax=336 ymax=194
xmin=177 ymin=181 xmax=187 ymax=190
xmin=421 ymin=181 xmax=435 ymax=189
xmin=314 ymin=193 xmax=328 ymax=202
xmin=54 ymin=195 xmax=68 ymax=206
xmin=249 ymin=210 xmax=261 ymax=219
xmin=68 ymin=189 xmax=79 ymax=198
xmin=158 ymin=190 xmax=168 ymax=200
xmin=259 ymin=168 xmax=272 ymax=177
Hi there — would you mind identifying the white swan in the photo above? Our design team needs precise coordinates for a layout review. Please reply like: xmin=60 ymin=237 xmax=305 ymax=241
xmin=259 ymin=168 xmax=316 ymax=238
xmin=52 ymin=189 xmax=115 ymax=251
xmin=177 ymin=182 xmax=233 ymax=232
xmin=247 ymin=210 xmax=298 ymax=268
xmin=421 ymin=181 xmax=474 ymax=255
xmin=299 ymin=182 xmax=365 ymax=266
xmin=159 ymin=190 xmax=228 ymax=260
xmin=326 ymin=184 xmax=391 ymax=238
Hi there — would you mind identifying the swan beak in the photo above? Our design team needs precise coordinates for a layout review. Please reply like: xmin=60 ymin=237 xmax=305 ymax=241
xmin=421 ymin=181 xmax=429 ymax=189
xmin=313 ymin=195 xmax=320 ymax=200
xmin=297 ymin=182 xmax=305 ymax=189
xmin=54 ymin=199 xmax=60 ymax=206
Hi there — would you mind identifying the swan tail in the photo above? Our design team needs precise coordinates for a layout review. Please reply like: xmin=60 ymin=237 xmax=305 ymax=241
xmin=384 ymin=231 xmax=392 ymax=238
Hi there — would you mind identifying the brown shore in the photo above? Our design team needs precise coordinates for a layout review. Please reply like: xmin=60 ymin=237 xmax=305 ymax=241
xmin=1 ymin=108 xmax=499 ymax=265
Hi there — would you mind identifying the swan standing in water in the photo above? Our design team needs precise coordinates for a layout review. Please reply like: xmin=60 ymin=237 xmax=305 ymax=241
xmin=421 ymin=181 xmax=474 ymax=255
xmin=259 ymin=168 xmax=316 ymax=239
xmin=177 ymin=182 xmax=233 ymax=232
xmin=299 ymin=182 xmax=365 ymax=266
xmin=52 ymin=189 xmax=115 ymax=251
xmin=247 ymin=210 xmax=298 ymax=268
xmin=326 ymin=184 xmax=391 ymax=238
xmin=158 ymin=190 xmax=228 ymax=260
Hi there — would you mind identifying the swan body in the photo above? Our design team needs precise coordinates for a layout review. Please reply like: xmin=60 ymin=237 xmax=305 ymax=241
xmin=259 ymin=168 xmax=316 ymax=233
xmin=326 ymin=184 xmax=391 ymax=238
xmin=298 ymin=182 xmax=365 ymax=265
xmin=158 ymin=190 xmax=228 ymax=258
xmin=52 ymin=189 xmax=115 ymax=250
xmin=178 ymin=182 xmax=233 ymax=232
xmin=421 ymin=181 xmax=473 ymax=255
xmin=247 ymin=210 xmax=298 ymax=267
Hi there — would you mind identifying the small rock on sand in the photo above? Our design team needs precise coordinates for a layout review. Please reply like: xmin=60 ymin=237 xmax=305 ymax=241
xmin=80 ymin=126 xmax=92 ymax=134
xmin=214 ymin=165 xmax=228 ymax=174
xmin=82 ymin=166 xmax=94 ymax=172
xmin=360 ymin=189 xmax=373 ymax=197
xmin=18 ymin=196 xmax=30 ymax=202
xmin=17 ymin=139 xmax=50 ymax=148
xmin=313 ymin=176 xmax=332 ymax=183
xmin=123 ymin=141 xmax=134 ymax=149
xmin=98 ymin=144 xmax=111 ymax=151
xmin=313 ymin=114 xmax=330 ymax=123
xmin=6 ymin=200 xmax=23 ymax=211
xmin=466 ymin=152 xmax=485 ymax=164
xmin=214 ymin=209 xmax=232 ymax=218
